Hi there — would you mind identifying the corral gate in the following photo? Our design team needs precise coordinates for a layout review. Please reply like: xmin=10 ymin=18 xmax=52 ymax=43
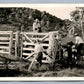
xmin=21 ymin=31 xmax=59 ymax=64
xmin=0 ymin=31 xmax=59 ymax=62
xmin=0 ymin=31 xmax=13 ymax=57
xmin=0 ymin=31 xmax=60 ymax=71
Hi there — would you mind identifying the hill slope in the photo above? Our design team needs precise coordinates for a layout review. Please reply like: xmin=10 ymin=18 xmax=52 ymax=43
xmin=0 ymin=8 xmax=66 ymax=32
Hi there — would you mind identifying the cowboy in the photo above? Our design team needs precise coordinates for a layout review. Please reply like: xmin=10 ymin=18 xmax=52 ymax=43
xmin=74 ymin=33 xmax=84 ymax=60
xmin=33 ymin=19 xmax=42 ymax=33
xmin=74 ymin=33 xmax=84 ymax=52
xmin=34 ymin=39 xmax=43 ymax=66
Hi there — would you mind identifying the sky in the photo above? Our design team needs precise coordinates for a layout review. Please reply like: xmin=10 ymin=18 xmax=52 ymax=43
xmin=0 ymin=4 xmax=84 ymax=20
xmin=23 ymin=4 xmax=79 ymax=20
xmin=30 ymin=6 xmax=76 ymax=20
xmin=25 ymin=4 xmax=84 ymax=20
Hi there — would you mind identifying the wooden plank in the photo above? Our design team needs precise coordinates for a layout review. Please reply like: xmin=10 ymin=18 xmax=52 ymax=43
xmin=13 ymin=32 xmax=16 ymax=35
xmin=0 ymin=51 xmax=9 ymax=54
xmin=23 ymin=53 xmax=33 ymax=56
xmin=23 ymin=42 xmax=35 ymax=46
xmin=0 ymin=42 xmax=9 ymax=44
xmin=9 ymin=31 xmax=13 ymax=56
xmin=15 ymin=31 xmax=19 ymax=57
xmin=0 ymin=31 xmax=12 ymax=34
xmin=23 ymin=42 xmax=49 ymax=47
xmin=42 ymin=60 xmax=51 ymax=63
xmin=23 ymin=48 xmax=47 ymax=52
xmin=21 ymin=34 xmax=23 ymax=58
xmin=30 ymin=38 xmax=49 ymax=41
xmin=0 ymin=46 xmax=9 ymax=49
xmin=23 ymin=52 xmax=35 ymax=59
xmin=0 ymin=37 xmax=9 ymax=40
xmin=13 ymin=38 xmax=16 ymax=41
xmin=15 ymin=42 xmax=17 ymax=56
xmin=23 ymin=33 xmax=34 ymax=43
xmin=23 ymin=48 xmax=34 ymax=51
xmin=41 ymin=44 xmax=49 ymax=47
xmin=21 ymin=32 xmax=48 ymax=35
xmin=41 ymin=34 xmax=49 ymax=41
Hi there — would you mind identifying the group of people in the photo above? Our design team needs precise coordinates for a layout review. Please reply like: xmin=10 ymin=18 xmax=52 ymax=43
xmin=34 ymin=33 xmax=84 ymax=69
xmin=63 ymin=33 xmax=84 ymax=69
xmin=33 ymin=18 xmax=84 ymax=68
xmin=24 ymin=18 xmax=84 ymax=70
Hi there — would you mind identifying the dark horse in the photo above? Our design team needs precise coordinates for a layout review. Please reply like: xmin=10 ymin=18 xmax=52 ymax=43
xmin=62 ymin=41 xmax=75 ymax=68
xmin=63 ymin=41 xmax=84 ymax=67
xmin=75 ymin=43 xmax=84 ymax=61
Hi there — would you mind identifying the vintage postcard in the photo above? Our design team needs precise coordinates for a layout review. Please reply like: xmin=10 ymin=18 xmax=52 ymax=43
xmin=0 ymin=4 xmax=84 ymax=81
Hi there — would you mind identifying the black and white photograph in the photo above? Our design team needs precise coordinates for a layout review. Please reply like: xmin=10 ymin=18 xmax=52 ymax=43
xmin=0 ymin=4 xmax=84 ymax=80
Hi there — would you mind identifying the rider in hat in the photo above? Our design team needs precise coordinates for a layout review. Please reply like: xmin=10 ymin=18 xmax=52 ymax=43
xmin=74 ymin=33 xmax=84 ymax=60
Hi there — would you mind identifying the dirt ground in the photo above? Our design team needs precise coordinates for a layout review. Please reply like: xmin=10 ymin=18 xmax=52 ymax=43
xmin=0 ymin=67 xmax=84 ymax=77
xmin=0 ymin=59 xmax=84 ymax=77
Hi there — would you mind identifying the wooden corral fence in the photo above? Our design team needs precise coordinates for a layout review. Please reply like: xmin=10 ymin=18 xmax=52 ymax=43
xmin=0 ymin=31 xmax=13 ymax=57
xmin=0 ymin=31 xmax=19 ymax=60
xmin=21 ymin=31 xmax=59 ymax=64
xmin=0 ymin=31 xmax=60 ymax=71
xmin=0 ymin=31 xmax=60 ymax=61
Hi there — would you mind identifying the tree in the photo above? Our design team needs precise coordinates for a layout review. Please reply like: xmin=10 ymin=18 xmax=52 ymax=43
xmin=70 ymin=7 xmax=84 ymax=37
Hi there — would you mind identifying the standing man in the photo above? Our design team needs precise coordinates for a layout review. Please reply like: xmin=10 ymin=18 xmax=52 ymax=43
xmin=27 ymin=39 xmax=43 ymax=71
xmin=33 ymin=19 xmax=42 ymax=33
xmin=34 ymin=39 xmax=43 ymax=66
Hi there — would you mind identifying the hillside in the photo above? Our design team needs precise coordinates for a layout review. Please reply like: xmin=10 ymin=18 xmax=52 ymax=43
xmin=0 ymin=7 xmax=66 ymax=32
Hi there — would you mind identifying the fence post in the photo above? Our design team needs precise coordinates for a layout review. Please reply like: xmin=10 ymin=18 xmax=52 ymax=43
xmin=48 ymin=32 xmax=58 ymax=63
xmin=15 ymin=31 xmax=19 ymax=57
xmin=21 ymin=32 xmax=23 ymax=58
xmin=9 ymin=31 xmax=13 ymax=57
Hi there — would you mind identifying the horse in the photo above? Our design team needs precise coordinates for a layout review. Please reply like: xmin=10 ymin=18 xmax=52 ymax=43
xmin=73 ymin=43 xmax=84 ymax=63
xmin=63 ymin=41 xmax=84 ymax=65
xmin=62 ymin=41 xmax=75 ymax=68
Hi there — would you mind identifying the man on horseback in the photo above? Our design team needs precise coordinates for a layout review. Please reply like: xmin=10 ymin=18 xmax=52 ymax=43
xmin=74 ymin=33 xmax=84 ymax=61
xmin=75 ymin=33 xmax=84 ymax=46
xmin=62 ymin=41 xmax=74 ymax=69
